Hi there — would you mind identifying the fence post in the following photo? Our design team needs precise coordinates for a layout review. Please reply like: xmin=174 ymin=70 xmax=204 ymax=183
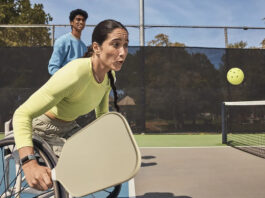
xmin=51 ymin=25 xmax=55 ymax=46
xmin=139 ymin=0 xmax=145 ymax=46
xmin=224 ymin=27 xmax=228 ymax=48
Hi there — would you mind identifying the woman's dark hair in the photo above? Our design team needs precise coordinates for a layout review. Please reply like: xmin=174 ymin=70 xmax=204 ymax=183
xmin=84 ymin=19 xmax=128 ymax=57
xmin=84 ymin=19 xmax=128 ymax=112
xmin=69 ymin=9 xmax=88 ymax=21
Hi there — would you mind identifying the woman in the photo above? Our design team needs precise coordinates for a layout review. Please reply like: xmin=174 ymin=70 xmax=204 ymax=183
xmin=13 ymin=19 xmax=129 ymax=191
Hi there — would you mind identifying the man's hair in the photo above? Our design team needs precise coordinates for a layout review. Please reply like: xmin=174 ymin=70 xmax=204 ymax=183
xmin=69 ymin=9 xmax=88 ymax=21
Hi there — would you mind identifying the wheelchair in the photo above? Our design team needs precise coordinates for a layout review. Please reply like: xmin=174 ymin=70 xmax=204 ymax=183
xmin=0 ymin=120 xmax=121 ymax=198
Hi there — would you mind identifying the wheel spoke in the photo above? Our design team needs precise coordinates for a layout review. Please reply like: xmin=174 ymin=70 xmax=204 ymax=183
xmin=0 ymin=138 xmax=121 ymax=198
xmin=103 ymin=189 xmax=111 ymax=193
xmin=32 ymin=189 xmax=54 ymax=198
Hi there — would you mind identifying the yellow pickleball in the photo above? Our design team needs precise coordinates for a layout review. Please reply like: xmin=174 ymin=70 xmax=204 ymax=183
xmin=227 ymin=67 xmax=244 ymax=85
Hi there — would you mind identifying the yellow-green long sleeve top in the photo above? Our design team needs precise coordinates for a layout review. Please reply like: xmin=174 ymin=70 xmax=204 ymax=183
xmin=13 ymin=57 xmax=114 ymax=149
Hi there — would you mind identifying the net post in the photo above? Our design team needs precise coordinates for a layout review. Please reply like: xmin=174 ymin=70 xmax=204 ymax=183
xmin=221 ymin=102 xmax=227 ymax=144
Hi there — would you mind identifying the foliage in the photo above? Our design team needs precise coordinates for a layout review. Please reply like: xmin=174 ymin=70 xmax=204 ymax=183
xmin=220 ymin=48 xmax=265 ymax=101
xmin=119 ymin=45 xmax=265 ymax=133
xmin=228 ymin=40 xmax=265 ymax=49
xmin=0 ymin=0 xmax=52 ymax=46
xmin=261 ymin=39 xmax=265 ymax=49
xmin=147 ymin=33 xmax=185 ymax=47
xmin=117 ymin=46 xmax=224 ymax=132
xmin=228 ymin=41 xmax=248 ymax=49
xmin=143 ymin=47 xmax=222 ymax=131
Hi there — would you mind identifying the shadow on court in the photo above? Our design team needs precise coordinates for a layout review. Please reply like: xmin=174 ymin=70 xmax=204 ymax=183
xmin=136 ymin=192 xmax=191 ymax=198
xmin=141 ymin=155 xmax=158 ymax=167
xmin=119 ymin=192 xmax=191 ymax=198
xmin=142 ymin=155 xmax=156 ymax=160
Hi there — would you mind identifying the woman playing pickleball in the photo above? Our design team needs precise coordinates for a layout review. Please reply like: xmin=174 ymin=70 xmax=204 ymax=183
xmin=13 ymin=19 xmax=129 ymax=191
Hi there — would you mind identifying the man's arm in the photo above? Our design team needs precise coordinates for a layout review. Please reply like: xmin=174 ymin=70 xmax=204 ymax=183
xmin=48 ymin=38 xmax=69 ymax=75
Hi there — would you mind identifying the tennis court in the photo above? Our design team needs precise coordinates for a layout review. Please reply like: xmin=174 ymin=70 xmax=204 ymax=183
xmin=133 ymin=126 xmax=265 ymax=198
xmin=134 ymin=146 xmax=265 ymax=198
xmin=2 ymin=134 xmax=265 ymax=198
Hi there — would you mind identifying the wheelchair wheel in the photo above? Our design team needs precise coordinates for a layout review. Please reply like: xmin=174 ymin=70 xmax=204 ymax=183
xmin=0 ymin=137 xmax=67 ymax=198
xmin=0 ymin=137 xmax=122 ymax=198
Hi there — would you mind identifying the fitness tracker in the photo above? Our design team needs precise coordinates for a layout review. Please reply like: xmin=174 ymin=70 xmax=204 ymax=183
xmin=20 ymin=154 xmax=36 ymax=166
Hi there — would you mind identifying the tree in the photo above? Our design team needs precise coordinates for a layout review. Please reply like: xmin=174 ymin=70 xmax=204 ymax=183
xmin=0 ymin=0 xmax=53 ymax=46
xmin=228 ymin=41 xmax=248 ymax=49
xmin=261 ymin=39 xmax=265 ymax=49
xmin=147 ymin=33 xmax=185 ymax=47
xmin=139 ymin=46 xmax=221 ymax=132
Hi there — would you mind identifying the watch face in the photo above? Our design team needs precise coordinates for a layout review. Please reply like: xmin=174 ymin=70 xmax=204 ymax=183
xmin=28 ymin=155 xmax=36 ymax=160
xmin=20 ymin=154 xmax=36 ymax=165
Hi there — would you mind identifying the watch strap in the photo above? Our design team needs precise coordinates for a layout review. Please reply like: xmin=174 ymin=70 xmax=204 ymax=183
xmin=20 ymin=154 xmax=36 ymax=166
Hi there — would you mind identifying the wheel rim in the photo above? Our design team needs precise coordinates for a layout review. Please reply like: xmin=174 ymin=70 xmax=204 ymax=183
xmin=0 ymin=139 xmax=60 ymax=198
xmin=0 ymin=138 xmax=121 ymax=198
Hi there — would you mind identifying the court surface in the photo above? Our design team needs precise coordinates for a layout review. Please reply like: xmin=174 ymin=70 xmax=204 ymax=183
xmin=2 ymin=146 xmax=265 ymax=198
xmin=133 ymin=147 xmax=265 ymax=198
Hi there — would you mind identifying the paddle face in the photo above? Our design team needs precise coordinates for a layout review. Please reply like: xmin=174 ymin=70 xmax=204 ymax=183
xmin=51 ymin=112 xmax=141 ymax=197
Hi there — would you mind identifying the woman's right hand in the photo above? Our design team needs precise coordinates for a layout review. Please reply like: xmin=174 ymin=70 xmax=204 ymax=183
xmin=22 ymin=160 xmax=53 ymax=191
xmin=19 ymin=146 xmax=53 ymax=191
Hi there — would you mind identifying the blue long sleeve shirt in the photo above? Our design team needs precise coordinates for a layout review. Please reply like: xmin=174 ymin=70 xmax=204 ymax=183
xmin=48 ymin=33 xmax=87 ymax=75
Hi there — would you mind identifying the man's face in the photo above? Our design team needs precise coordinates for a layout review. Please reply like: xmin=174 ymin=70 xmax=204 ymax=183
xmin=70 ymin=15 xmax=86 ymax=32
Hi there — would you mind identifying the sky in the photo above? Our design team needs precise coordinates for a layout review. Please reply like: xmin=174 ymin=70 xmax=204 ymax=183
xmin=30 ymin=0 xmax=265 ymax=48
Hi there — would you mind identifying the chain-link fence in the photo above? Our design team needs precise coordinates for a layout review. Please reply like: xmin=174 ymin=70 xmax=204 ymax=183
xmin=0 ymin=46 xmax=264 ymax=133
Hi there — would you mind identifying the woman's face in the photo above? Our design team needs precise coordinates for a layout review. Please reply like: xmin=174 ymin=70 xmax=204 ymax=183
xmin=97 ymin=28 xmax=129 ymax=71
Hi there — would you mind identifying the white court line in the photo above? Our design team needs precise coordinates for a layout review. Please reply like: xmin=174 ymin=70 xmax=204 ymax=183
xmin=128 ymin=178 xmax=136 ymax=198
xmin=140 ymin=146 xmax=229 ymax=149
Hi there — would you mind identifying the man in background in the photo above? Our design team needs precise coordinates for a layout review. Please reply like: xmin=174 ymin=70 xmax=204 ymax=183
xmin=48 ymin=9 xmax=88 ymax=75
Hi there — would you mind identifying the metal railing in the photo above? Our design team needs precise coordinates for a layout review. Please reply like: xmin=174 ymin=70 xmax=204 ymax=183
xmin=1 ymin=24 xmax=265 ymax=47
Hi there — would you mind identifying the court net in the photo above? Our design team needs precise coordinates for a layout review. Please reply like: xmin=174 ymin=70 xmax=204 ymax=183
xmin=222 ymin=100 xmax=265 ymax=158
